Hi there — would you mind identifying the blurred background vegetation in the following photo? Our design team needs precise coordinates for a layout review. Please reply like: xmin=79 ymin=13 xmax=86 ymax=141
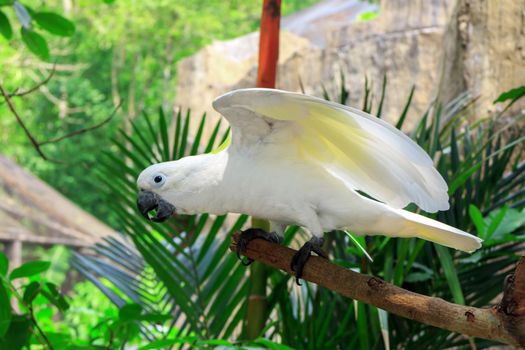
xmin=0 ymin=0 xmax=524 ymax=349
xmin=0 ymin=0 xmax=318 ymax=228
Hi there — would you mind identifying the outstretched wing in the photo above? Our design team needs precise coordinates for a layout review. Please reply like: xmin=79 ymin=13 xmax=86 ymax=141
xmin=212 ymin=88 xmax=449 ymax=213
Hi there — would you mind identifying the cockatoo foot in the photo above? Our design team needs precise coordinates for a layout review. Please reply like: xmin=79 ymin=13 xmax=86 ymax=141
xmin=291 ymin=237 xmax=327 ymax=285
xmin=236 ymin=228 xmax=283 ymax=266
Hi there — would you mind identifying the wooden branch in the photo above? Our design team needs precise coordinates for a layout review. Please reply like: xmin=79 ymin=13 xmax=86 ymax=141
xmin=230 ymin=233 xmax=525 ymax=347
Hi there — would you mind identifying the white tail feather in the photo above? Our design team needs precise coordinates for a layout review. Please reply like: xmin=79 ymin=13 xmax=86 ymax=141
xmin=395 ymin=210 xmax=482 ymax=253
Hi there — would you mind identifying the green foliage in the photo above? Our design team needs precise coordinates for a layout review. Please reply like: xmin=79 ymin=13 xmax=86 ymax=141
xmin=0 ymin=252 xmax=68 ymax=349
xmin=1 ymin=0 xmax=75 ymax=60
xmin=0 ymin=251 xmax=176 ymax=349
xmin=0 ymin=0 xmax=319 ymax=229
xmin=63 ymin=280 xmax=119 ymax=341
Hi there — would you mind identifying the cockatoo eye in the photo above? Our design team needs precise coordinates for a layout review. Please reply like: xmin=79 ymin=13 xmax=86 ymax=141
xmin=152 ymin=174 xmax=166 ymax=186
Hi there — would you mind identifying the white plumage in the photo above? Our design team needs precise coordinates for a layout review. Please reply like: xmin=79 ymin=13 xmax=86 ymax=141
xmin=137 ymin=88 xmax=482 ymax=253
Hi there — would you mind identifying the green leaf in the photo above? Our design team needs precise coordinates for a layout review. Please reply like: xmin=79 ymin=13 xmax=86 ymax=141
xmin=211 ymin=130 xmax=231 ymax=154
xmin=0 ymin=281 xmax=11 ymax=337
xmin=198 ymin=339 xmax=234 ymax=346
xmin=9 ymin=260 xmax=50 ymax=280
xmin=460 ymin=251 xmax=482 ymax=264
xmin=41 ymin=283 xmax=69 ymax=311
xmin=20 ymin=28 xmax=49 ymax=60
xmin=45 ymin=332 xmax=72 ymax=349
xmin=136 ymin=313 xmax=171 ymax=323
xmin=190 ymin=113 xmax=206 ymax=155
xmin=448 ymin=163 xmax=482 ymax=196
xmin=485 ymin=206 xmax=508 ymax=241
xmin=468 ymin=204 xmax=485 ymax=238
xmin=158 ymin=108 xmax=170 ymax=160
xmin=393 ymin=240 xmax=410 ymax=285
xmin=344 ymin=230 xmax=373 ymax=262
xmin=434 ymin=245 xmax=465 ymax=305
xmin=405 ymin=272 xmax=434 ymax=283
xmin=0 ymin=10 xmax=12 ymax=39
xmin=22 ymin=281 xmax=41 ymax=304
xmin=395 ymin=85 xmax=415 ymax=129
xmin=32 ymin=12 xmax=75 ymax=37
xmin=493 ymin=85 xmax=525 ymax=104
xmin=499 ymin=208 xmax=525 ymax=233
xmin=138 ymin=339 xmax=188 ymax=350
xmin=375 ymin=74 xmax=387 ymax=118
xmin=0 ymin=314 xmax=31 ymax=349
xmin=488 ymin=207 xmax=525 ymax=241
xmin=118 ymin=303 xmax=142 ymax=321
xmin=0 ymin=253 xmax=8 ymax=276
xmin=0 ymin=1 xmax=14 ymax=6
xmin=253 ymin=338 xmax=294 ymax=350
xmin=357 ymin=10 xmax=379 ymax=21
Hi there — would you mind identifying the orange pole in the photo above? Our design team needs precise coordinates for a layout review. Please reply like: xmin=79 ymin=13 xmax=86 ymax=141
xmin=245 ymin=0 xmax=281 ymax=340
xmin=256 ymin=0 xmax=281 ymax=88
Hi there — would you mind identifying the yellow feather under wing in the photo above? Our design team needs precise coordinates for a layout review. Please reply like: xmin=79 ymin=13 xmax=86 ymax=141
xmin=246 ymin=90 xmax=449 ymax=212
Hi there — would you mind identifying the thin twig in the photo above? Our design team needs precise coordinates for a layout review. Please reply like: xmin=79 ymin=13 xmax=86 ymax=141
xmin=1 ymin=80 xmax=122 ymax=163
xmin=105 ymin=329 xmax=115 ymax=350
xmin=39 ymin=100 xmax=123 ymax=146
xmin=28 ymin=306 xmax=55 ymax=350
xmin=0 ymin=82 xmax=49 ymax=161
xmin=230 ymin=233 xmax=525 ymax=347
xmin=8 ymin=64 xmax=56 ymax=98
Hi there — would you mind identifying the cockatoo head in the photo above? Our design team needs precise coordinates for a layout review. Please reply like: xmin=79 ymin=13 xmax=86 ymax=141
xmin=136 ymin=162 xmax=178 ymax=222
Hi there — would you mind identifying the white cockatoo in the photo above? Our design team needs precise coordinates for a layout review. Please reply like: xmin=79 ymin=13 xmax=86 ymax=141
xmin=137 ymin=88 xmax=482 ymax=280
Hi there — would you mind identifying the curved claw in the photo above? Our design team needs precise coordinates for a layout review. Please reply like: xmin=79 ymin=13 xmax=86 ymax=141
xmin=235 ymin=228 xmax=283 ymax=266
xmin=291 ymin=237 xmax=327 ymax=285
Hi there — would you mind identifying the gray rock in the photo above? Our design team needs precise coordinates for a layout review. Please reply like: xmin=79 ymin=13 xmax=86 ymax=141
xmin=175 ymin=0 xmax=525 ymax=143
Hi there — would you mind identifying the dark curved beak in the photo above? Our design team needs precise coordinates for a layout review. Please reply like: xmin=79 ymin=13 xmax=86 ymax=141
xmin=137 ymin=190 xmax=175 ymax=222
